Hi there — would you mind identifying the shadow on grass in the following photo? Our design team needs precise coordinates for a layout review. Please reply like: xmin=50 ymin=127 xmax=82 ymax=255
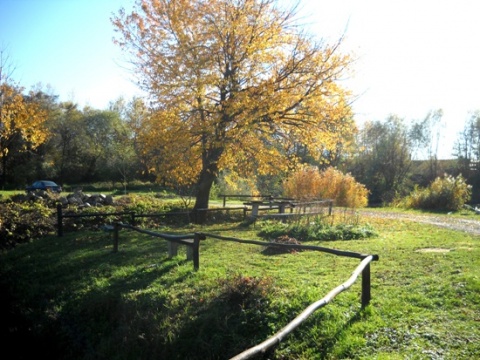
xmin=315 ymin=308 xmax=369 ymax=359
xmin=0 ymin=231 xmax=193 ymax=359
xmin=167 ymin=283 xmax=275 ymax=359
xmin=169 ymin=297 xmax=368 ymax=359
xmin=1 ymin=230 xmax=368 ymax=360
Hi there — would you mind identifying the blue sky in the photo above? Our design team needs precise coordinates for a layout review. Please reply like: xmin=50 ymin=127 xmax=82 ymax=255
xmin=2 ymin=0 xmax=480 ymax=158
xmin=0 ymin=0 xmax=140 ymax=107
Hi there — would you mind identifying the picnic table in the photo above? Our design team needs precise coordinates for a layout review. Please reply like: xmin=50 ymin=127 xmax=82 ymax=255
xmin=243 ymin=200 xmax=294 ymax=217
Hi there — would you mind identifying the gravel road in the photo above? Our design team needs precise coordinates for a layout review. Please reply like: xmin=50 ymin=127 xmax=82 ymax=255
xmin=357 ymin=210 xmax=480 ymax=236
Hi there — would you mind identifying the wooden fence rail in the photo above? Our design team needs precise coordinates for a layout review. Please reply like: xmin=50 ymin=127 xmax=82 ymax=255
xmin=229 ymin=256 xmax=376 ymax=360
xmin=56 ymin=204 xmax=135 ymax=237
xmin=291 ymin=199 xmax=334 ymax=216
xmin=200 ymin=232 xmax=378 ymax=360
xmin=201 ymin=232 xmax=375 ymax=260
xmin=102 ymin=223 xmax=378 ymax=358
xmin=56 ymin=205 xmax=248 ymax=236
xmin=219 ymin=194 xmax=294 ymax=207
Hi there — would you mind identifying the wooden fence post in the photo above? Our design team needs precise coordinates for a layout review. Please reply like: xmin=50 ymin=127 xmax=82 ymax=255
xmin=186 ymin=243 xmax=193 ymax=260
xmin=193 ymin=233 xmax=201 ymax=271
xmin=130 ymin=212 xmax=135 ymax=226
xmin=328 ymin=200 xmax=333 ymax=216
xmin=168 ymin=241 xmax=179 ymax=257
xmin=57 ymin=204 xmax=63 ymax=237
xmin=113 ymin=223 xmax=120 ymax=253
xmin=361 ymin=262 xmax=371 ymax=308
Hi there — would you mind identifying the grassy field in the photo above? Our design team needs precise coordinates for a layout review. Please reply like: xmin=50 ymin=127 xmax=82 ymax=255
xmin=1 ymin=211 xmax=479 ymax=359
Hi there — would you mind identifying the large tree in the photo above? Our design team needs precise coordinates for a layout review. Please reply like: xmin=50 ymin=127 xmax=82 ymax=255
xmin=113 ymin=0 xmax=354 ymax=219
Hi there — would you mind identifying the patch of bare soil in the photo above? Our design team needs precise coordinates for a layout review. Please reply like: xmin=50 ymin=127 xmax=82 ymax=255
xmin=415 ymin=248 xmax=451 ymax=253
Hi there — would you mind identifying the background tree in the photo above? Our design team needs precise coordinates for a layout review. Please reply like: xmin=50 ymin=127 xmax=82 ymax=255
xmin=347 ymin=116 xmax=413 ymax=204
xmin=113 ymin=0 xmax=355 ymax=220
xmin=45 ymin=102 xmax=85 ymax=183
xmin=0 ymin=49 xmax=50 ymax=187
xmin=80 ymin=108 xmax=126 ymax=182
xmin=409 ymin=109 xmax=444 ymax=184
xmin=45 ymin=104 xmax=130 ymax=185
xmin=453 ymin=111 xmax=480 ymax=172
xmin=0 ymin=46 xmax=16 ymax=86
xmin=0 ymin=83 xmax=49 ymax=186
xmin=453 ymin=111 xmax=480 ymax=202
xmin=109 ymin=96 xmax=153 ymax=182
xmin=14 ymin=86 xmax=60 ymax=184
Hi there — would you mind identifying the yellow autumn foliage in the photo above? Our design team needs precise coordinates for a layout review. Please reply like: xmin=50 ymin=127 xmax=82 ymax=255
xmin=283 ymin=166 xmax=368 ymax=208
xmin=113 ymin=0 xmax=356 ymax=210
xmin=0 ymin=83 xmax=49 ymax=156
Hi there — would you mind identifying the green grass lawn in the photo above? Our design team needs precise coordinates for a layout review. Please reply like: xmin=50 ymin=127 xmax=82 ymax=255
xmin=0 ymin=190 xmax=25 ymax=197
xmin=1 ymin=213 xmax=479 ymax=359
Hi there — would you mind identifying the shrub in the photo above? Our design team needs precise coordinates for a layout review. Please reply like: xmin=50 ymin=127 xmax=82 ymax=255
xmin=0 ymin=201 xmax=56 ymax=250
xmin=283 ymin=166 xmax=368 ymax=208
xmin=399 ymin=174 xmax=471 ymax=211
xmin=218 ymin=273 xmax=273 ymax=310
xmin=257 ymin=218 xmax=377 ymax=241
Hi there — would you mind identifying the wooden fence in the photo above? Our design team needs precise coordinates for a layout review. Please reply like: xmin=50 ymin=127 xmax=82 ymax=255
xmin=111 ymin=222 xmax=205 ymax=270
xmin=56 ymin=205 xmax=247 ymax=236
xmin=108 ymin=224 xmax=378 ymax=359
xmin=230 ymin=255 xmax=376 ymax=360
xmin=252 ymin=199 xmax=334 ymax=221
xmin=202 ymin=233 xmax=378 ymax=360
xmin=56 ymin=204 xmax=135 ymax=237
xmin=219 ymin=194 xmax=294 ymax=207
xmin=56 ymin=200 xmax=334 ymax=236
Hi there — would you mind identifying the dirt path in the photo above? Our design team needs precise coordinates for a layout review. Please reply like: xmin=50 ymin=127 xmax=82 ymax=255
xmin=357 ymin=210 xmax=480 ymax=236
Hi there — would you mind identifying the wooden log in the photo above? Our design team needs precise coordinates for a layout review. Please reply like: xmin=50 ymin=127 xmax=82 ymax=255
xmin=193 ymin=233 xmax=201 ymax=270
xmin=113 ymin=223 xmax=119 ymax=253
xmin=186 ymin=240 xmax=194 ymax=260
xmin=361 ymin=263 xmax=371 ymax=308
xmin=202 ymin=232 xmax=378 ymax=260
xmin=57 ymin=204 xmax=63 ymax=237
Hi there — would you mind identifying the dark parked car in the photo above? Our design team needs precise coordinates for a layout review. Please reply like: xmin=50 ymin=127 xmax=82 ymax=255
xmin=26 ymin=180 xmax=62 ymax=193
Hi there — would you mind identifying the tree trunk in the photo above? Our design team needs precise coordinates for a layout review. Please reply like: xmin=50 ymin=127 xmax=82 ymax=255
xmin=192 ymin=166 xmax=217 ymax=224
xmin=1 ymin=148 xmax=7 ymax=188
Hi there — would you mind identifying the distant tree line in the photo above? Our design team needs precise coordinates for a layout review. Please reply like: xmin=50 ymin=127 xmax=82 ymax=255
xmin=0 ymin=86 xmax=152 ymax=189
xmin=3 ymin=80 xmax=480 ymax=204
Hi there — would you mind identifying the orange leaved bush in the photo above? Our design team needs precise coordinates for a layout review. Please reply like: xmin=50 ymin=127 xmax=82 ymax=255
xmin=283 ymin=166 xmax=368 ymax=208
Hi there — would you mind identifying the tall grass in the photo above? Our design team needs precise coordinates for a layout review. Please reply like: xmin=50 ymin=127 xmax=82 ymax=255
xmin=257 ymin=215 xmax=378 ymax=241
xmin=283 ymin=166 xmax=369 ymax=208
